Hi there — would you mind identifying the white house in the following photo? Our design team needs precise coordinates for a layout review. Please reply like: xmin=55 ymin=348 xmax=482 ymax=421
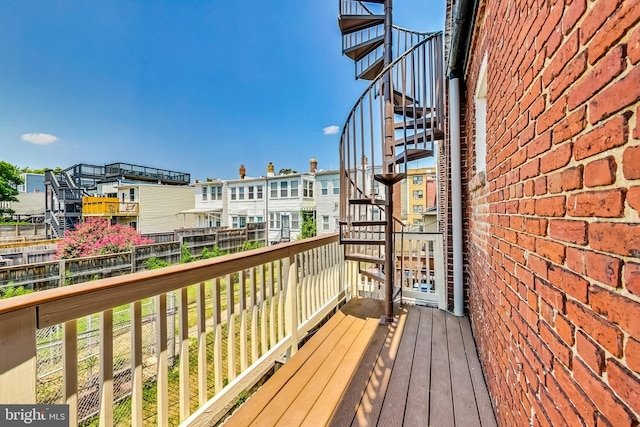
xmin=189 ymin=180 xmax=227 ymax=228
xmin=314 ymin=169 xmax=340 ymax=235
xmin=226 ymin=175 xmax=267 ymax=229
xmin=265 ymin=171 xmax=315 ymax=243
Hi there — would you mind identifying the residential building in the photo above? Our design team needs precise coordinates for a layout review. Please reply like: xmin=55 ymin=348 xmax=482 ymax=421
xmin=17 ymin=173 xmax=45 ymax=193
xmin=314 ymin=169 xmax=340 ymax=235
xmin=265 ymin=170 xmax=315 ymax=243
xmin=83 ymin=183 xmax=195 ymax=234
xmin=190 ymin=180 xmax=227 ymax=228
xmin=405 ymin=167 xmax=437 ymax=231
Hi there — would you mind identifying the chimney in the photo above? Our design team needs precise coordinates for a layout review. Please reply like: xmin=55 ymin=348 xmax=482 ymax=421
xmin=267 ymin=162 xmax=275 ymax=177
xmin=239 ymin=164 xmax=246 ymax=179
xmin=310 ymin=157 xmax=318 ymax=173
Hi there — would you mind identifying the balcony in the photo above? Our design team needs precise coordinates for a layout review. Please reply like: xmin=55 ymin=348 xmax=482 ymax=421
xmin=82 ymin=197 xmax=139 ymax=217
xmin=0 ymin=233 xmax=493 ymax=426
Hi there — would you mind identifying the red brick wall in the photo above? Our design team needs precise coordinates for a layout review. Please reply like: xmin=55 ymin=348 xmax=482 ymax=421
xmin=459 ymin=1 xmax=640 ymax=425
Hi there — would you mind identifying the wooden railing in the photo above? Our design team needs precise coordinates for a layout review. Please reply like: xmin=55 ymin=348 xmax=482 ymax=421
xmin=82 ymin=197 xmax=139 ymax=216
xmin=0 ymin=234 xmax=354 ymax=426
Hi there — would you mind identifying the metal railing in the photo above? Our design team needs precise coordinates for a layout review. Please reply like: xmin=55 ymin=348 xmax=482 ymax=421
xmin=339 ymin=32 xmax=444 ymax=217
xmin=0 ymin=234 xmax=355 ymax=426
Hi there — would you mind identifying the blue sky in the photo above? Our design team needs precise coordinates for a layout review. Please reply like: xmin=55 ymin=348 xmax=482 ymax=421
xmin=0 ymin=1 xmax=445 ymax=181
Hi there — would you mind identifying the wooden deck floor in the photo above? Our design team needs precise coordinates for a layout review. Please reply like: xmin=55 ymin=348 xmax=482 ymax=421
xmin=223 ymin=298 xmax=497 ymax=427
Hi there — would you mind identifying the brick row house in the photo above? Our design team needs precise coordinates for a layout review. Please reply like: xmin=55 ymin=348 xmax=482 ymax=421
xmin=443 ymin=0 xmax=640 ymax=425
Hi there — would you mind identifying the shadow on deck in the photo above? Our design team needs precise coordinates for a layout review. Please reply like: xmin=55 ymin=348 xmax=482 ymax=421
xmin=223 ymin=298 xmax=497 ymax=426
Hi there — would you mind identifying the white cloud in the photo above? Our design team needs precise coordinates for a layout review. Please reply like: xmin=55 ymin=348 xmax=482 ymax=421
xmin=21 ymin=133 xmax=59 ymax=145
xmin=323 ymin=125 xmax=339 ymax=135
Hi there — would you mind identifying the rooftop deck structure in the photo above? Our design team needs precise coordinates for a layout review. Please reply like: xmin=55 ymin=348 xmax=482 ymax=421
xmin=224 ymin=298 xmax=496 ymax=427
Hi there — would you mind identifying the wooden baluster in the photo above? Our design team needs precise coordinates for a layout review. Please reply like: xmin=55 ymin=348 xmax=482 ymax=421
xmin=178 ymin=287 xmax=190 ymax=421
xmin=197 ymin=281 xmax=207 ymax=405
xmin=239 ymin=270 xmax=248 ymax=372
xmin=226 ymin=274 xmax=236 ymax=381
xmin=213 ymin=278 xmax=223 ymax=394
xmin=63 ymin=320 xmax=78 ymax=426
xmin=259 ymin=264 xmax=268 ymax=355
xmin=131 ymin=301 xmax=143 ymax=427
xmin=156 ymin=294 xmax=169 ymax=427
xmin=269 ymin=262 xmax=276 ymax=346
xmin=99 ymin=309 xmax=113 ymax=426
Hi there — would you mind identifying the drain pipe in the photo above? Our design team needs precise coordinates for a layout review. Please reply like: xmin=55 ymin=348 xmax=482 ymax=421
xmin=450 ymin=78 xmax=464 ymax=317
xmin=447 ymin=0 xmax=476 ymax=317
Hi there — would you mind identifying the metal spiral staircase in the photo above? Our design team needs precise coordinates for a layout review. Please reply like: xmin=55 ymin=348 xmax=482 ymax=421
xmin=337 ymin=0 xmax=444 ymax=322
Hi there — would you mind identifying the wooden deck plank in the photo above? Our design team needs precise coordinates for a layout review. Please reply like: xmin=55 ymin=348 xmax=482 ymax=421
xmin=377 ymin=305 xmax=421 ymax=426
xmin=460 ymin=317 xmax=498 ymax=427
xmin=305 ymin=302 xmax=386 ymax=426
xmin=404 ymin=307 xmax=433 ymax=427
xmin=328 ymin=301 xmax=388 ymax=427
xmin=350 ymin=306 xmax=409 ymax=427
xmin=279 ymin=308 xmax=382 ymax=426
xmin=244 ymin=299 xmax=378 ymax=426
xmin=447 ymin=315 xmax=481 ymax=427
xmin=429 ymin=309 xmax=454 ymax=427
xmin=223 ymin=298 xmax=366 ymax=427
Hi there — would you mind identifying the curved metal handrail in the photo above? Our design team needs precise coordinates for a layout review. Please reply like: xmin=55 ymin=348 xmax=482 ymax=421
xmin=338 ymin=31 xmax=444 ymax=221
xmin=340 ymin=31 xmax=441 ymax=137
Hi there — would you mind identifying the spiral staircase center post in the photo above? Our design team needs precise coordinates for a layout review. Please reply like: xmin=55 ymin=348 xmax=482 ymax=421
xmin=383 ymin=0 xmax=395 ymax=324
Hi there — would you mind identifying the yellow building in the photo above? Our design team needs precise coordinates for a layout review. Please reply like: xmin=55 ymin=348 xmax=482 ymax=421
xmin=405 ymin=167 xmax=436 ymax=230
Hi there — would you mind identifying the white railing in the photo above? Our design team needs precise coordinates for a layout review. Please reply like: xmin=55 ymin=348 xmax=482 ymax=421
xmin=395 ymin=232 xmax=445 ymax=309
xmin=0 ymin=234 xmax=354 ymax=426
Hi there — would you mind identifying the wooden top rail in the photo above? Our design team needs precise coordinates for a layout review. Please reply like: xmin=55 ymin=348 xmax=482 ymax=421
xmin=0 ymin=233 xmax=339 ymax=328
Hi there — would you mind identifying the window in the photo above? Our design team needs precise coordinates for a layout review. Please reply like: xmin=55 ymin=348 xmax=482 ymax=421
xmin=413 ymin=204 xmax=424 ymax=213
xmin=256 ymin=216 xmax=263 ymax=222
xmin=322 ymin=215 xmax=330 ymax=231
xmin=269 ymin=212 xmax=281 ymax=229
xmin=280 ymin=181 xmax=288 ymax=198
xmin=212 ymin=186 xmax=223 ymax=200
xmin=238 ymin=187 xmax=245 ymax=200
xmin=202 ymin=186 xmax=208 ymax=201
xmin=239 ymin=216 xmax=246 ymax=227
xmin=129 ymin=188 xmax=135 ymax=202
xmin=248 ymin=186 xmax=254 ymax=200
xmin=270 ymin=182 xmax=277 ymax=198
xmin=413 ymin=190 xmax=423 ymax=199
xmin=257 ymin=185 xmax=263 ymax=199
xmin=291 ymin=212 xmax=300 ymax=230
xmin=230 ymin=187 xmax=237 ymax=200
xmin=303 ymin=180 xmax=314 ymax=198
xmin=321 ymin=181 xmax=328 ymax=196
xmin=232 ymin=216 xmax=238 ymax=228
xmin=412 ymin=176 xmax=423 ymax=185
xmin=290 ymin=181 xmax=299 ymax=197
xmin=475 ymin=54 xmax=488 ymax=174
xmin=332 ymin=179 xmax=340 ymax=195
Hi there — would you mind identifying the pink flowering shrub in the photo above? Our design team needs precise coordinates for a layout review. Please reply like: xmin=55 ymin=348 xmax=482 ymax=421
xmin=55 ymin=218 xmax=153 ymax=259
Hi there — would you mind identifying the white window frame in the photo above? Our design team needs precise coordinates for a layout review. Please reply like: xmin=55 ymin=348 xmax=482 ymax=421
xmin=475 ymin=54 xmax=488 ymax=174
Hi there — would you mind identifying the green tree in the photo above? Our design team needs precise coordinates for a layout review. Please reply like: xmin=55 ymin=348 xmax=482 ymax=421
xmin=0 ymin=161 xmax=24 ymax=217
xmin=278 ymin=168 xmax=297 ymax=175
xmin=299 ymin=213 xmax=317 ymax=239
